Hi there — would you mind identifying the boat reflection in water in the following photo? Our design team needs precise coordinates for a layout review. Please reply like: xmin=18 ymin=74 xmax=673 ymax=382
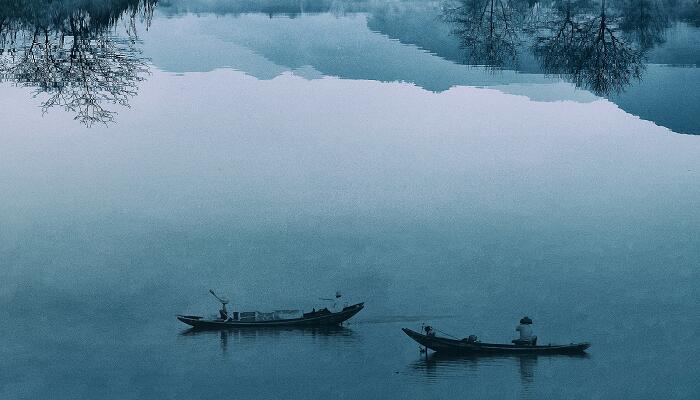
xmin=411 ymin=352 xmax=588 ymax=398
xmin=179 ymin=325 xmax=357 ymax=354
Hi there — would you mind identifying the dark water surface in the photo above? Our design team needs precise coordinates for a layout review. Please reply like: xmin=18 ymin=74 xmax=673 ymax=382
xmin=1 ymin=1 xmax=699 ymax=399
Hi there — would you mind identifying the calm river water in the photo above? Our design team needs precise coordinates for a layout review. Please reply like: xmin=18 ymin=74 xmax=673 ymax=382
xmin=1 ymin=1 xmax=699 ymax=399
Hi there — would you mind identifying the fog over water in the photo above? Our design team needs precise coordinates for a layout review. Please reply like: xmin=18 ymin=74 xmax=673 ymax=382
xmin=1 ymin=1 xmax=699 ymax=399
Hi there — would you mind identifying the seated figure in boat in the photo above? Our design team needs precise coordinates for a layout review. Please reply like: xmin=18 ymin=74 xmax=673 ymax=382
xmin=464 ymin=334 xmax=478 ymax=343
xmin=513 ymin=316 xmax=537 ymax=345
xmin=219 ymin=303 xmax=228 ymax=320
xmin=424 ymin=325 xmax=436 ymax=337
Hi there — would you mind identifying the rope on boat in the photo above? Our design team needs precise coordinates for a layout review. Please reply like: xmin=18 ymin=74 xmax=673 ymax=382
xmin=434 ymin=328 xmax=460 ymax=340
xmin=422 ymin=322 xmax=461 ymax=340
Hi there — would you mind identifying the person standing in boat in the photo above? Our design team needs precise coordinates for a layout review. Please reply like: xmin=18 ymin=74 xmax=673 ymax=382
xmin=515 ymin=316 xmax=537 ymax=345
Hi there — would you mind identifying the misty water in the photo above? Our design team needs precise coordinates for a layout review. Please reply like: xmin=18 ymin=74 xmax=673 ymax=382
xmin=1 ymin=1 xmax=699 ymax=399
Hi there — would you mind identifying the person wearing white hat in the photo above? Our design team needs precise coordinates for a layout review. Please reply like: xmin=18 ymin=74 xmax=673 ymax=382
xmin=514 ymin=316 xmax=537 ymax=345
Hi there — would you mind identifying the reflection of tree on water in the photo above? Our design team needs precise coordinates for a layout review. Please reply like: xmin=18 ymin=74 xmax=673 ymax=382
xmin=678 ymin=0 xmax=700 ymax=27
xmin=532 ymin=0 xmax=645 ymax=95
xmin=442 ymin=0 xmax=530 ymax=68
xmin=442 ymin=0 xmax=679 ymax=95
xmin=0 ymin=0 xmax=156 ymax=125
xmin=530 ymin=1 xmax=592 ymax=85
xmin=618 ymin=0 xmax=669 ymax=49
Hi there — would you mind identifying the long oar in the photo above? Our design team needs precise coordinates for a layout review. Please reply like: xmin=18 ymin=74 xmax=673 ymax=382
xmin=209 ymin=289 xmax=229 ymax=304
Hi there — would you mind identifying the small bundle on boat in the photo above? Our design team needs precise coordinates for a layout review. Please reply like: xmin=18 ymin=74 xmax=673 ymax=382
xmin=238 ymin=310 xmax=304 ymax=322
xmin=303 ymin=308 xmax=332 ymax=318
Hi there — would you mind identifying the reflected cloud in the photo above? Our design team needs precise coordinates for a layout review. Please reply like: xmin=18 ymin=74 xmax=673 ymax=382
xmin=0 ymin=0 xmax=156 ymax=125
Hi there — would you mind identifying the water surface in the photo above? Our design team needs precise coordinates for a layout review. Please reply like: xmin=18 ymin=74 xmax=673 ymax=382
xmin=1 ymin=1 xmax=699 ymax=399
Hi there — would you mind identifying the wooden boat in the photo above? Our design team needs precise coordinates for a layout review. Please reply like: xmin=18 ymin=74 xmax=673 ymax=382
xmin=402 ymin=328 xmax=590 ymax=355
xmin=178 ymin=303 xmax=364 ymax=329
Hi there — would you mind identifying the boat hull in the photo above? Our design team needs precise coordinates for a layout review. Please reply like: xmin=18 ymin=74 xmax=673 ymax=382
xmin=402 ymin=328 xmax=590 ymax=355
xmin=178 ymin=303 xmax=364 ymax=329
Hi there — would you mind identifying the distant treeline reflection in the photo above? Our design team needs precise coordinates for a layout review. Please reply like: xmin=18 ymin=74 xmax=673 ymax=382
xmin=1 ymin=0 xmax=698 ymax=124
xmin=442 ymin=0 xmax=697 ymax=94
xmin=0 ymin=0 xmax=156 ymax=125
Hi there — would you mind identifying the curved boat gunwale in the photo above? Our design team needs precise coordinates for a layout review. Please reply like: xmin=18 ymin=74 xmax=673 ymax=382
xmin=402 ymin=328 xmax=590 ymax=354
xmin=177 ymin=302 xmax=364 ymax=329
